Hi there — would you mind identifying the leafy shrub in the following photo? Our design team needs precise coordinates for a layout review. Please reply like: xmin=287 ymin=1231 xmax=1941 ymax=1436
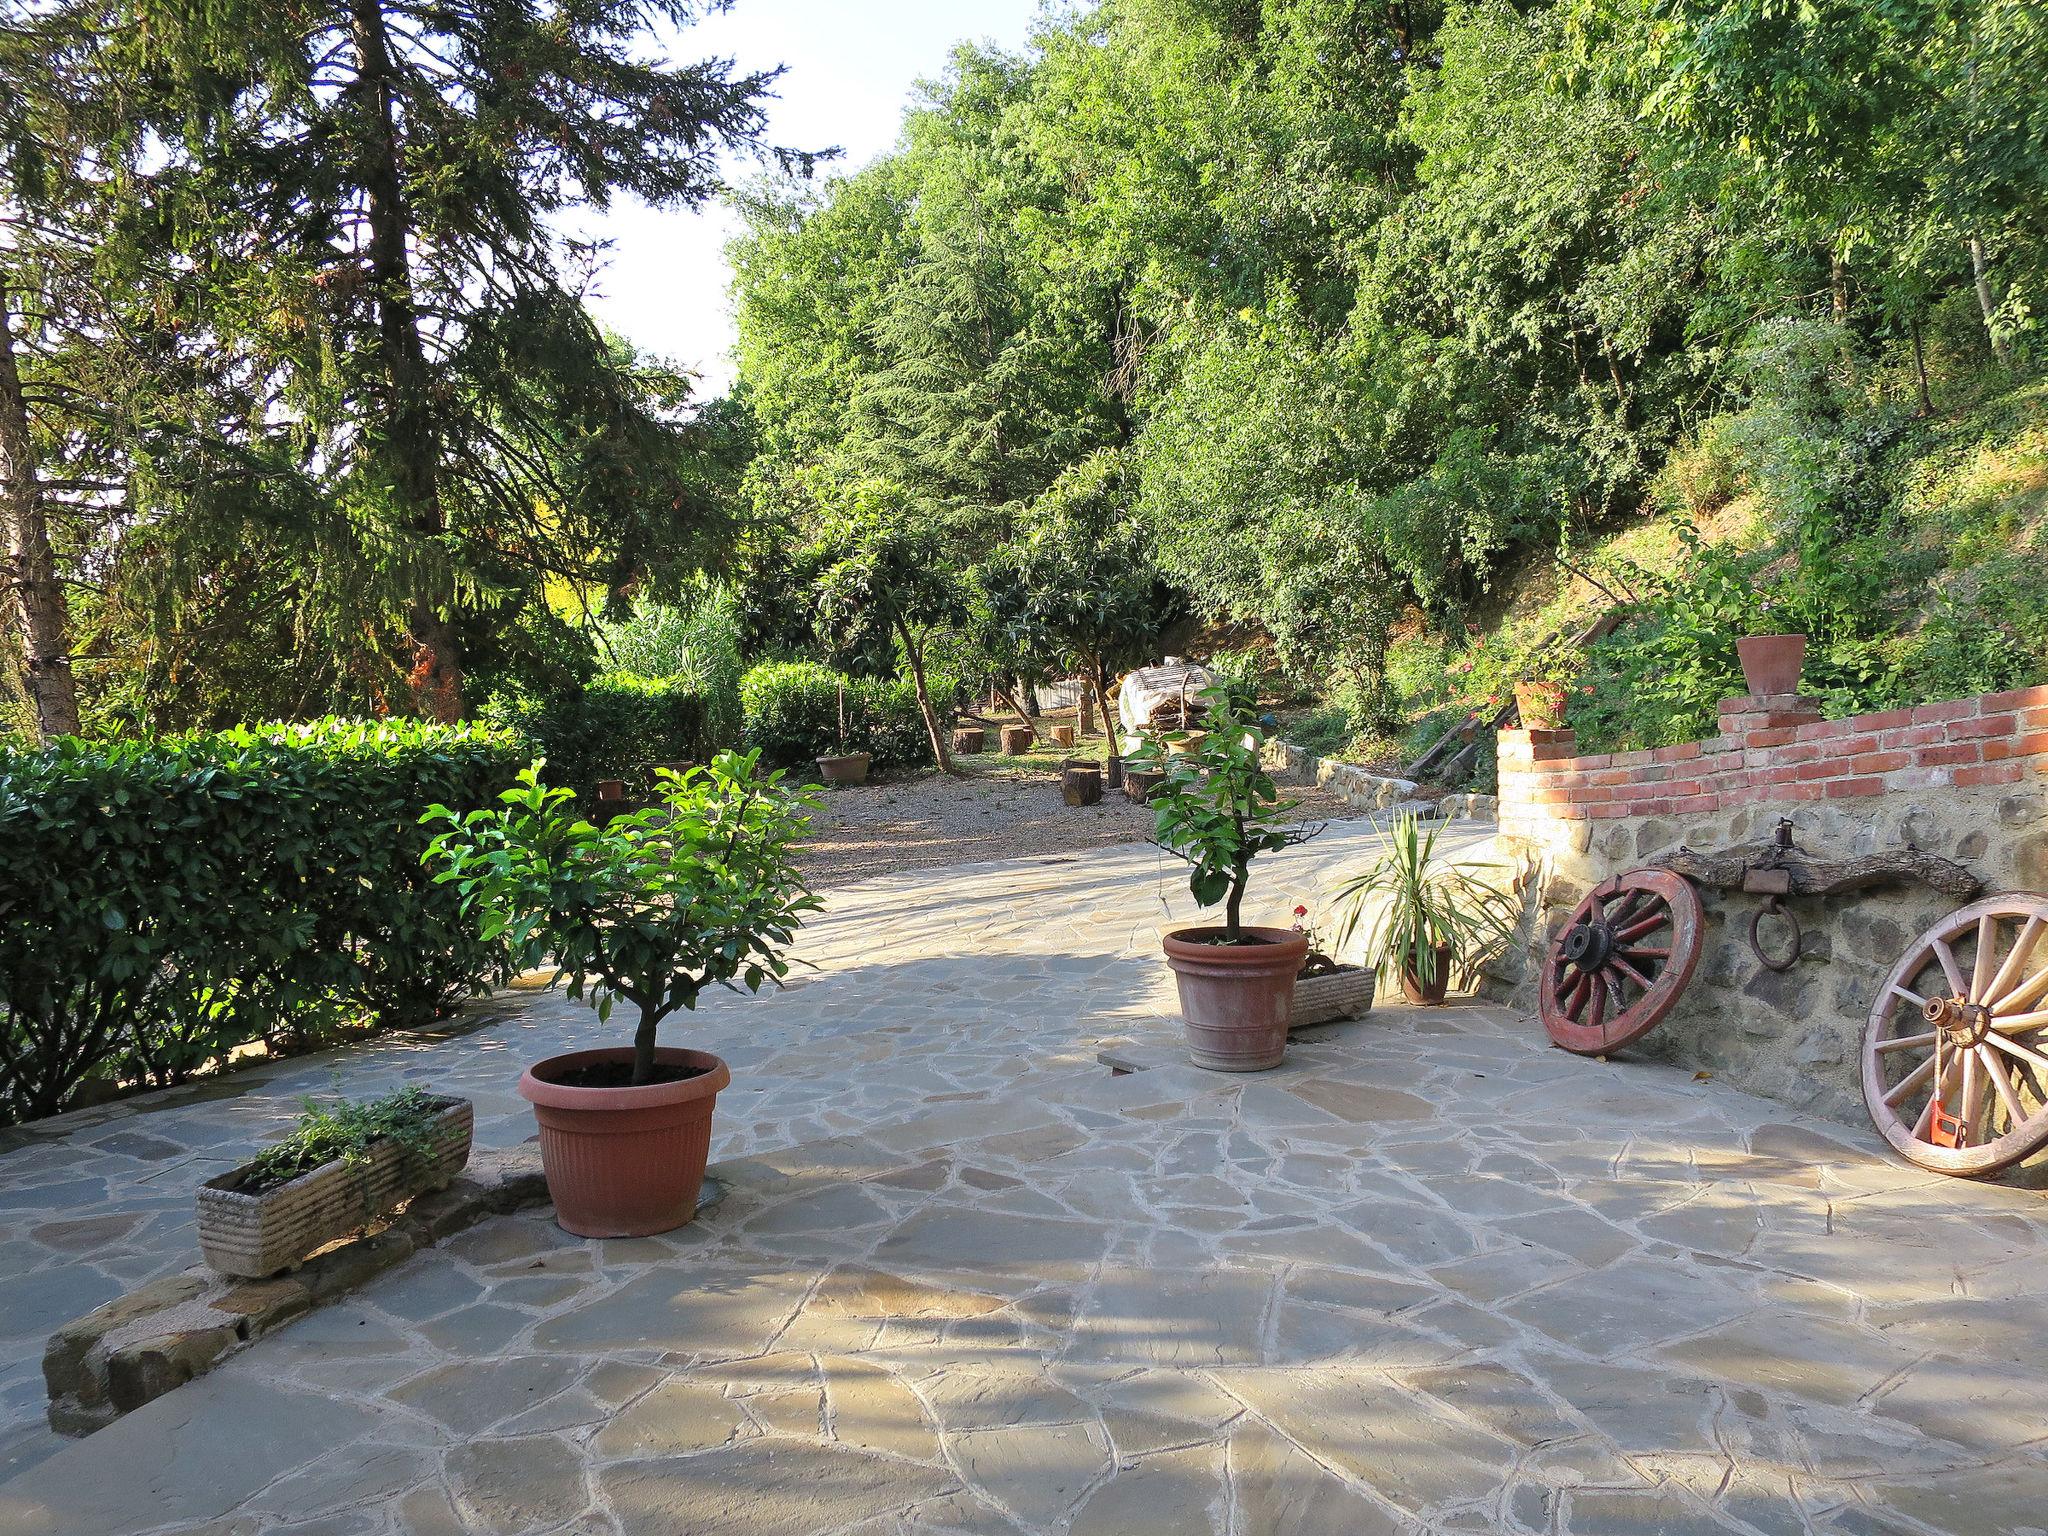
xmin=241 ymin=1086 xmax=452 ymax=1194
xmin=739 ymin=661 xmax=949 ymax=771
xmin=0 ymin=720 xmax=522 ymax=1125
xmin=481 ymin=675 xmax=707 ymax=791
xmin=595 ymin=583 xmax=746 ymax=750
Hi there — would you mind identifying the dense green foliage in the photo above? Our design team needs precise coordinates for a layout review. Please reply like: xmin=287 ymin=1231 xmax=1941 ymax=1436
xmin=0 ymin=720 xmax=521 ymax=1124
xmin=481 ymin=675 xmax=710 ymax=794
xmin=424 ymin=754 xmax=818 ymax=1083
xmin=738 ymin=661 xmax=954 ymax=773
xmin=729 ymin=0 xmax=2048 ymax=761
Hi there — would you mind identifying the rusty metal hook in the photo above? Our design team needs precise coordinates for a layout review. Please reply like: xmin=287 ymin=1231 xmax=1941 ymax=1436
xmin=1748 ymin=893 xmax=1802 ymax=972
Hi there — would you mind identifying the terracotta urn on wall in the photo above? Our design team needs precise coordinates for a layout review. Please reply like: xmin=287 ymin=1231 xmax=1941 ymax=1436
xmin=1736 ymin=633 xmax=1806 ymax=696
xmin=1512 ymin=680 xmax=1569 ymax=730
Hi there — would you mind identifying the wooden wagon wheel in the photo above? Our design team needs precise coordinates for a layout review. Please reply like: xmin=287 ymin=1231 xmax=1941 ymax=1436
xmin=1539 ymin=869 xmax=1704 ymax=1055
xmin=1861 ymin=893 xmax=2048 ymax=1176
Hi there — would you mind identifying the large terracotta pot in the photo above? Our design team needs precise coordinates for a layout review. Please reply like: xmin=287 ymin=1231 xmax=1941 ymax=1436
xmin=1400 ymin=944 xmax=1456 ymax=1005
xmin=1736 ymin=633 xmax=1806 ymax=697
xmin=815 ymin=752 xmax=871 ymax=785
xmin=518 ymin=1046 xmax=730 ymax=1238
xmin=1162 ymin=926 xmax=1311 ymax=1072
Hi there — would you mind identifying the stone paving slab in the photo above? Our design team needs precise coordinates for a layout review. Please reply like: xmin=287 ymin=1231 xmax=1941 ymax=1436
xmin=5 ymin=821 xmax=2048 ymax=1534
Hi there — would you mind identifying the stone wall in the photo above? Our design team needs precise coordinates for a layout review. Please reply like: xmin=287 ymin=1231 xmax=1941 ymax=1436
xmin=1493 ymin=686 xmax=2048 ymax=1125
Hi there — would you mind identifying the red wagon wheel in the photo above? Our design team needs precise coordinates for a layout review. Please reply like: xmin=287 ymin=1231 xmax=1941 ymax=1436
xmin=1861 ymin=893 xmax=2048 ymax=1176
xmin=1540 ymin=869 xmax=1703 ymax=1055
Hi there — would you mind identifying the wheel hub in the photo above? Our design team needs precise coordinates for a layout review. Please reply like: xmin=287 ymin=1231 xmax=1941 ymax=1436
xmin=1922 ymin=993 xmax=1993 ymax=1048
xmin=1560 ymin=919 xmax=1616 ymax=972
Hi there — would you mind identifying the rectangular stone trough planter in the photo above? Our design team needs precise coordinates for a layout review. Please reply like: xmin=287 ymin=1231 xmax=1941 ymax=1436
xmin=196 ymin=1096 xmax=473 ymax=1278
xmin=1290 ymin=966 xmax=1377 ymax=1029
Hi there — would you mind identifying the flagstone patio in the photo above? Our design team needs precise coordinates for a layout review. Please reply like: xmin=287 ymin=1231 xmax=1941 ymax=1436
xmin=3 ymin=821 xmax=2047 ymax=1534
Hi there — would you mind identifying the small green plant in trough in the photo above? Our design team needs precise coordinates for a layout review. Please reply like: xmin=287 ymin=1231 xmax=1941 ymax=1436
xmin=422 ymin=751 xmax=821 ymax=1085
xmin=1130 ymin=681 xmax=1323 ymax=940
xmin=242 ymin=1085 xmax=448 ymax=1195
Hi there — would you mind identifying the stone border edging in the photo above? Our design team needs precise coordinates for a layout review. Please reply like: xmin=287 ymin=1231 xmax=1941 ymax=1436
xmin=1264 ymin=737 xmax=1497 ymax=822
xmin=43 ymin=1146 xmax=551 ymax=1435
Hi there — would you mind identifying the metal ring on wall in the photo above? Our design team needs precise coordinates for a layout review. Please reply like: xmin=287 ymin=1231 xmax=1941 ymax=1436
xmin=1748 ymin=895 xmax=1802 ymax=973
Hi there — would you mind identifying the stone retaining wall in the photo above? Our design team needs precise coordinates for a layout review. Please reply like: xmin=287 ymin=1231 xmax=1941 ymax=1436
xmin=1493 ymin=686 xmax=2048 ymax=1124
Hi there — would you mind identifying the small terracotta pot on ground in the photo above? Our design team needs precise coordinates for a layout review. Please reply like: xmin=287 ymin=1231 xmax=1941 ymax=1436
xmin=518 ymin=1046 xmax=730 ymax=1238
xmin=1163 ymin=926 xmax=1311 ymax=1071
xmin=596 ymin=778 xmax=628 ymax=802
xmin=952 ymin=727 xmax=985 ymax=754
xmin=1736 ymin=633 xmax=1806 ymax=696
xmin=1000 ymin=724 xmax=1034 ymax=754
xmin=815 ymin=752 xmax=871 ymax=786
xmin=1400 ymin=944 xmax=1456 ymax=1005
xmin=1511 ymin=680 xmax=1569 ymax=730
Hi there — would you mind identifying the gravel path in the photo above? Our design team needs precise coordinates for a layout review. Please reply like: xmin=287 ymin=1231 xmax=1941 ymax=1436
xmin=796 ymin=761 xmax=1362 ymax=887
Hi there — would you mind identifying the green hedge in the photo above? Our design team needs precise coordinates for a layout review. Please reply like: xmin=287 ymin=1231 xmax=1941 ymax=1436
xmin=480 ymin=674 xmax=707 ymax=791
xmin=739 ymin=661 xmax=948 ymax=771
xmin=0 ymin=720 xmax=524 ymax=1125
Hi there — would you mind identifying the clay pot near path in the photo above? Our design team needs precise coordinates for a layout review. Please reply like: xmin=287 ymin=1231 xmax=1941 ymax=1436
xmin=1736 ymin=633 xmax=1806 ymax=696
xmin=815 ymin=752 xmax=871 ymax=786
xmin=519 ymin=1047 xmax=729 ymax=1238
xmin=1163 ymin=927 xmax=1311 ymax=1071
xmin=1400 ymin=943 xmax=1456 ymax=1005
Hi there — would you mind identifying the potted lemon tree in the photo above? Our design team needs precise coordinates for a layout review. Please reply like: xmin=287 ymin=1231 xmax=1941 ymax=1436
xmin=424 ymin=752 xmax=819 ymax=1237
xmin=1133 ymin=682 xmax=1323 ymax=1071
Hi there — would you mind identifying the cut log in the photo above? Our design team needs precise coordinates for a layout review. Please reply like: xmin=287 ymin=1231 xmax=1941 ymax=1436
xmin=1649 ymin=844 xmax=1982 ymax=901
xmin=1050 ymin=724 xmax=1076 ymax=748
xmin=1062 ymin=760 xmax=1102 ymax=806
xmin=1000 ymin=724 xmax=1034 ymax=755
xmin=952 ymin=727 xmax=985 ymax=755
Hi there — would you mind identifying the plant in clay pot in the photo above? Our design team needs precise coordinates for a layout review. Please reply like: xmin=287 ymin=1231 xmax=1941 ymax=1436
xmin=1286 ymin=905 xmax=1377 ymax=1028
xmin=815 ymin=678 xmax=871 ymax=785
xmin=1333 ymin=811 xmax=1519 ymax=1005
xmin=1735 ymin=630 xmax=1806 ymax=696
xmin=424 ymin=753 xmax=820 ymax=1236
xmin=1131 ymin=682 xmax=1324 ymax=1071
xmin=1510 ymin=648 xmax=1576 ymax=730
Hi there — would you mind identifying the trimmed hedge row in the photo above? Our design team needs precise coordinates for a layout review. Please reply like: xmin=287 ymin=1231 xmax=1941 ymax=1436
xmin=481 ymin=675 xmax=708 ymax=792
xmin=739 ymin=661 xmax=949 ymax=771
xmin=0 ymin=720 xmax=525 ymax=1125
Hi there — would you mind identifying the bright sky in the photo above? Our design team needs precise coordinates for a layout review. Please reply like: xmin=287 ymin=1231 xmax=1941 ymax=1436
xmin=570 ymin=0 xmax=1049 ymax=400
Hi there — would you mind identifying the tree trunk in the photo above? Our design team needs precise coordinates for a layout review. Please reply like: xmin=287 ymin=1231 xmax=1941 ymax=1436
xmin=1828 ymin=249 xmax=1849 ymax=322
xmin=1224 ymin=856 xmax=1248 ymax=941
xmin=1910 ymin=319 xmax=1933 ymax=417
xmin=633 ymin=1002 xmax=660 ymax=1086
xmin=1018 ymin=675 xmax=1041 ymax=720
xmin=1970 ymin=237 xmax=2012 ymax=366
xmin=897 ymin=620 xmax=956 ymax=775
xmin=351 ymin=0 xmax=465 ymax=717
xmin=0 ymin=286 xmax=79 ymax=740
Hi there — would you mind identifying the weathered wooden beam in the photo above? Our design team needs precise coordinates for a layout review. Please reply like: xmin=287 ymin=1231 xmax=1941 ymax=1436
xmin=1649 ymin=843 xmax=1982 ymax=901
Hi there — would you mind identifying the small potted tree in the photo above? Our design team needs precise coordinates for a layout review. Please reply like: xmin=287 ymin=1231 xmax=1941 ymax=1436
xmin=1132 ymin=682 xmax=1323 ymax=1071
xmin=1332 ymin=811 xmax=1519 ymax=1004
xmin=815 ymin=678 xmax=872 ymax=786
xmin=424 ymin=753 xmax=820 ymax=1237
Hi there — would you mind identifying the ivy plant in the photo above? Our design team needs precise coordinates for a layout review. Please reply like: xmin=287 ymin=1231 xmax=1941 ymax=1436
xmin=1129 ymin=682 xmax=1323 ymax=942
xmin=423 ymin=752 xmax=821 ymax=1085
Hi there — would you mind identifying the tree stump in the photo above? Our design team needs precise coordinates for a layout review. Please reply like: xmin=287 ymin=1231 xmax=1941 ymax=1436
xmin=1062 ymin=760 xmax=1102 ymax=806
xmin=1050 ymin=724 xmax=1076 ymax=748
xmin=1000 ymin=724 xmax=1034 ymax=755
xmin=952 ymin=727 xmax=985 ymax=755
xmin=1125 ymin=767 xmax=1166 ymax=804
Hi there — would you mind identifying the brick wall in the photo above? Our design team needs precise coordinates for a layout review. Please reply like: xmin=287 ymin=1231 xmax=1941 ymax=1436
xmin=1499 ymin=684 xmax=2048 ymax=837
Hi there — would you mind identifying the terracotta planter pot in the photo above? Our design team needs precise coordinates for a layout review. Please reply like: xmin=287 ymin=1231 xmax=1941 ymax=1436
xmin=1000 ymin=724 xmax=1035 ymax=754
xmin=197 ymin=1097 xmax=472 ymax=1278
xmin=815 ymin=752 xmax=871 ymax=785
xmin=1736 ymin=633 xmax=1806 ymax=696
xmin=952 ymin=727 xmax=985 ymax=754
xmin=1512 ymin=680 xmax=1569 ymax=730
xmin=1163 ymin=926 xmax=1311 ymax=1072
xmin=1400 ymin=944 xmax=1456 ymax=1005
xmin=596 ymin=778 xmax=628 ymax=802
xmin=518 ymin=1046 xmax=731 ymax=1238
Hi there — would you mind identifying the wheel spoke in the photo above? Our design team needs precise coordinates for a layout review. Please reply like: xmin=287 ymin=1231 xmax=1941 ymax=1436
xmin=1912 ymin=1052 xmax=1965 ymax=1139
xmin=1884 ymin=1050 xmax=1938 ymax=1108
xmin=1610 ymin=954 xmax=1654 ymax=992
xmin=1986 ymin=1031 xmax=2048 ymax=1076
xmin=1887 ymin=983 xmax=1931 ymax=1012
xmin=1614 ymin=911 xmax=1667 ymax=944
xmin=1584 ymin=973 xmax=1607 ymax=1040
xmin=1991 ymin=962 xmax=2048 ymax=1019
xmin=1562 ymin=970 xmax=1591 ymax=1021
xmin=1970 ymin=913 xmax=1998 ymax=1003
xmin=1626 ymin=943 xmax=1673 ymax=960
xmin=1933 ymin=937 xmax=1967 ymax=997
xmin=1978 ymin=1044 xmax=2028 ymax=1134
xmin=1876 ymin=1030 xmax=1937 ymax=1055
xmin=1992 ymin=1009 xmax=2048 ymax=1035
xmin=1985 ymin=916 xmax=2046 ymax=1008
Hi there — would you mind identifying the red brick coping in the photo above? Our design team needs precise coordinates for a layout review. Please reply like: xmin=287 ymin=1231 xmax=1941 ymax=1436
xmin=1499 ymin=685 xmax=2048 ymax=835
